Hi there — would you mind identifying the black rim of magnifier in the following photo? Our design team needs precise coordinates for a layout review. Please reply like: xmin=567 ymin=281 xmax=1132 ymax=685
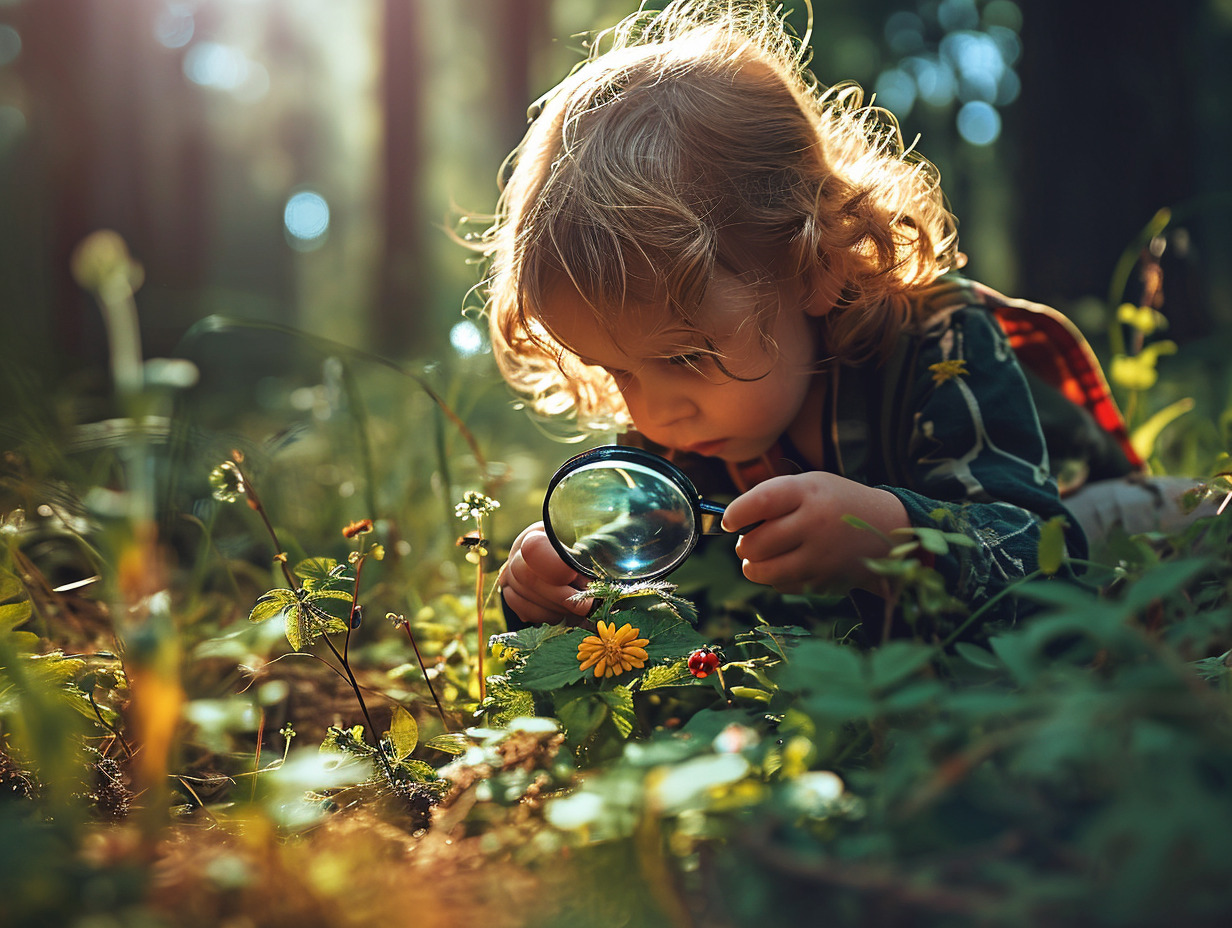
xmin=542 ymin=444 xmax=724 ymax=581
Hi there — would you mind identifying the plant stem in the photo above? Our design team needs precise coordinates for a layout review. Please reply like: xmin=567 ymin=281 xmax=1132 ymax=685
xmin=401 ymin=623 xmax=448 ymax=727
xmin=321 ymin=634 xmax=398 ymax=785
xmin=229 ymin=453 xmax=298 ymax=591
xmin=476 ymin=547 xmax=486 ymax=704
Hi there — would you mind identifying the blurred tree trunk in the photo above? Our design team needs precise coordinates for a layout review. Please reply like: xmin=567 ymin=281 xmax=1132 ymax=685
xmin=14 ymin=0 xmax=208 ymax=367
xmin=1013 ymin=0 xmax=1214 ymax=335
xmin=492 ymin=0 xmax=552 ymax=157
xmin=375 ymin=0 xmax=426 ymax=356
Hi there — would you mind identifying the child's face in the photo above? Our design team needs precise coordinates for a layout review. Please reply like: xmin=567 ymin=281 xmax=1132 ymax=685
xmin=538 ymin=270 xmax=822 ymax=463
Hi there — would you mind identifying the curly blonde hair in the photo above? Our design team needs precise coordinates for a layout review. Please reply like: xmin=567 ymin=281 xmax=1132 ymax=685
xmin=475 ymin=0 xmax=960 ymax=429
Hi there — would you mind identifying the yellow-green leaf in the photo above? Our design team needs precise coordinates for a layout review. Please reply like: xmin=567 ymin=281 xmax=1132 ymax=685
xmin=1037 ymin=515 xmax=1069 ymax=576
xmin=285 ymin=605 xmax=310 ymax=651
xmin=250 ymin=589 xmax=296 ymax=623
xmin=0 ymin=599 xmax=33 ymax=632
xmin=423 ymin=732 xmax=471 ymax=755
xmin=729 ymin=686 xmax=772 ymax=703
xmin=1131 ymin=397 xmax=1195 ymax=462
xmin=387 ymin=705 xmax=418 ymax=759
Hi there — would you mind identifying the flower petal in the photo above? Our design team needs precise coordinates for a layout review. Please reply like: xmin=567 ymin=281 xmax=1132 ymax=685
xmin=579 ymin=651 xmax=602 ymax=672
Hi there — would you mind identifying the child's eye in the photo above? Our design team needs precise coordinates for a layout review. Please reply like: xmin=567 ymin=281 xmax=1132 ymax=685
xmin=666 ymin=353 xmax=705 ymax=369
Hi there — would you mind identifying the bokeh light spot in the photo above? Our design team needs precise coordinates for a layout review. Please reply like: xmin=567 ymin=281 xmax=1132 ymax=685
xmin=0 ymin=24 xmax=20 ymax=67
xmin=874 ymin=68 xmax=917 ymax=118
xmin=956 ymin=101 xmax=1001 ymax=145
xmin=154 ymin=3 xmax=195 ymax=49
xmin=905 ymin=56 xmax=957 ymax=107
xmin=937 ymin=0 xmax=980 ymax=32
xmin=283 ymin=191 xmax=330 ymax=249
xmin=983 ymin=0 xmax=1024 ymax=32
xmin=184 ymin=41 xmax=249 ymax=91
xmin=449 ymin=320 xmax=486 ymax=357
xmin=884 ymin=11 xmax=925 ymax=55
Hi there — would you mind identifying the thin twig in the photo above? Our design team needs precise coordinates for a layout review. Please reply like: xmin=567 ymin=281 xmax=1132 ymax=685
xmin=401 ymin=622 xmax=448 ymax=727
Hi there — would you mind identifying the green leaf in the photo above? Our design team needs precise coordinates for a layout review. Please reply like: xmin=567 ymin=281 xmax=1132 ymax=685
xmin=954 ymin=641 xmax=1001 ymax=670
xmin=6 ymin=631 xmax=39 ymax=651
xmin=625 ymin=610 xmax=707 ymax=662
xmin=729 ymin=686 xmax=772 ymax=703
xmin=387 ymin=705 xmax=418 ymax=759
xmin=0 ymin=570 xmax=27 ymax=604
xmin=1015 ymin=580 xmax=1099 ymax=610
xmin=597 ymin=686 xmax=636 ymax=739
xmin=555 ymin=690 xmax=610 ymax=747
xmin=294 ymin=557 xmax=340 ymax=583
xmin=423 ymin=733 xmax=471 ymax=755
xmin=507 ymin=627 xmax=589 ymax=691
xmin=776 ymin=639 xmax=866 ymax=697
xmin=0 ymin=599 xmax=33 ymax=632
xmin=490 ymin=622 xmax=571 ymax=656
xmin=398 ymin=758 xmax=441 ymax=783
xmin=914 ymin=528 xmax=953 ymax=556
xmin=249 ymin=589 xmax=297 ymax=623
xmin=303 ymin=589 xmax=356 ymax=622
xmin=636 ymin=660 xmax=698 ymax=690
xmin=285 ymin=604 xmax=311 ymax=652
xmin=25 ymin=651 xmax=87 ymax=686
xmin=1122 ymin=558 xmax=1211 ymax=613
xmin=880 ymin=679 xmax=944 ymax=713
xmin=869 ymin=640 xmax=934 ymax=692
xmin=481 ymin=677 xmax=537 ymax=726
xmin=1037 ymin=515 xmax=1069 ymax=576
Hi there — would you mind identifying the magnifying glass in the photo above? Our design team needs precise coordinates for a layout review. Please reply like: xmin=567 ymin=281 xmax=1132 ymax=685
xmin=543 ymin=445 xmax=758 ymax=582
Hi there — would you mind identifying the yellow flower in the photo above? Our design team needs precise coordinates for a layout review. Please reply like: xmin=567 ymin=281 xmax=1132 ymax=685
xmin=577 ymin=620 xmax=650 ymax=678
xmin=928 ymin=359 xmax=969 ymax=386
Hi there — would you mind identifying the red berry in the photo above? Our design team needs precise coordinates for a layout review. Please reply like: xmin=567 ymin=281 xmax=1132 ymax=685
xmin=688 ymin=647 xmax=721 ymax=678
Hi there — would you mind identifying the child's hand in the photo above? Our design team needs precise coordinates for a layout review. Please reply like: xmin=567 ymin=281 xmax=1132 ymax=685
xmin=721 ymin=473 xmax=910 ymax=595
xmin=497 ymin=521 xmax=595 ymax=624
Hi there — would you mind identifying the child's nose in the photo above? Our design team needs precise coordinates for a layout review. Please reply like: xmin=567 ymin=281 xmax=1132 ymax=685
xmin=627 ymin=377 xmax=696 ymax=429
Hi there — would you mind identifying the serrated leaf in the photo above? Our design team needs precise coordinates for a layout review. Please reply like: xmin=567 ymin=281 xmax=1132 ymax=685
xmin=0 ymin=599 xmax=33 ymax=631
xmin=636 ymin=660 xmax=697 ymax=690
xmin=321 ymin=724 xmax=368 ymax=755
xmin=303 ymin=589 xmax=355 ymax=622
xmin=490 ymin=621 xmax=570 ymax=655
xmin=387 ymin=705 xmax=418 ymax=759
xmin=483 ymin=678 xmax=537 ymax=727
xmin=628 ymin=610 xmax=707 ymax=662
xmin=249 ymin=589 xmax=297 ymax=623
xmin=506 ymin=627 xmax=590 ymax=691
xmin=597 ymin=686 xmax=636 ymax=739
xmin=285 ymin=604 xmax=311 ymax=651
xmin=423 ymin=733 xmax=471 ymax=755
xmin=294 ymin=557 xmax=340 ymax=583
xmin=398 ymin=758 xmax=441 ymax=783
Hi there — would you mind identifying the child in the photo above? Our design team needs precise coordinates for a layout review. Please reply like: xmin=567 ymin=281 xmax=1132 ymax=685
xmin=477 ymin=0 xmax=1152 ymax=629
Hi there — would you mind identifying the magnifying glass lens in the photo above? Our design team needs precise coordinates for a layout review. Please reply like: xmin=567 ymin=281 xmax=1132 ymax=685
xmin=547 ymin=460 xmax=697 ymax=580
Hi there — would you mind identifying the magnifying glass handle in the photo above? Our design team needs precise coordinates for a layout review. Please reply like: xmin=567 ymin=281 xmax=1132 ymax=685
xmin=699 ymin=500 xmax=764 ymax=536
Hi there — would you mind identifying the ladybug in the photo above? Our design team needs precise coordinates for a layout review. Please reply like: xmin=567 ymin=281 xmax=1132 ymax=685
xmin=688 ymin=647 xmax=721 ymax=679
